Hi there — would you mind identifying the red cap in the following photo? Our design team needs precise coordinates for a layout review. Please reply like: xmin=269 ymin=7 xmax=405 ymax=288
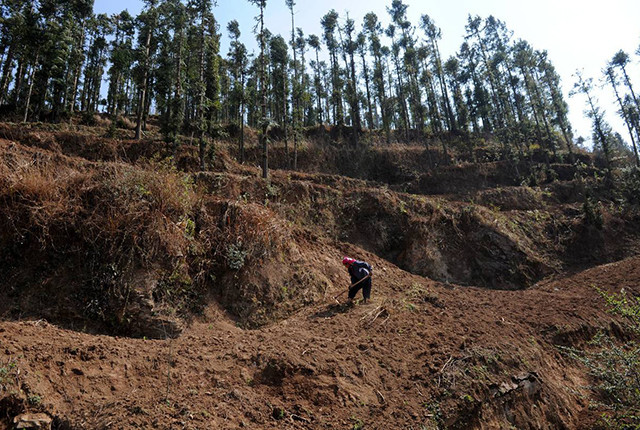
xmin=342 ymin=257 xmax=356 ymax=266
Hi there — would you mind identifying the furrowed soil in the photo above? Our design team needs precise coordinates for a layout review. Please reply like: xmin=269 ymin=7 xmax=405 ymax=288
xmin=1 ymin=122 xmax=639 ymax=429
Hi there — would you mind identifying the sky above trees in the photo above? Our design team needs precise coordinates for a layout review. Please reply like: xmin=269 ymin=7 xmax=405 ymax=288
xmin=95 ymin=0 xmax=640 ymax=146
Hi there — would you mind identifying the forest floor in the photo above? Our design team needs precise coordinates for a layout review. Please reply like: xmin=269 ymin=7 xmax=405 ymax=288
xmin=1 ymin=121 xmax=639 ymax=429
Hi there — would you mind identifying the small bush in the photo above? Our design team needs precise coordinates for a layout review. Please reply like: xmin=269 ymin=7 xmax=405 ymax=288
xmin=80 ymin=111 xmax=97 ymax=126
xmin=116 ymin=116 xmax=136 ymax=130
xmin=583 ymin=197 xmax=604 ymax=228
xmin=618 ymin=166 xmax=640 ymax=205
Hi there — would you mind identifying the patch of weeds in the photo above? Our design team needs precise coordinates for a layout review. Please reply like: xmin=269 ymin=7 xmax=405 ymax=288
xmin=153 ymin=262 xmax=202 ymax=315
xmin=423 ymin=401 xmax=444 ymax=428
xmin=583 ymin=197 xmax=604 ymax=228
xmin=459 ymin=393 xmax=476 ymax=406
xmin=181 ymin=216 xmax=196 ymax=238
xmin=27 ymin=394 xmax=42 ymax=406
xmin=350 ymin=417 xmax=364 ymax=430
xmin=489 ymin=203 xmax=502 ymax=213
xmin=272 ymin=406 xmax=285 ymax=420
xmin=0 ymin=361 xmax=19 ymax=392
xmin=226 ymin=242 xmax=248 ymax=270
xmin=405 ymin=301 xmax=417 ymax=312
xmin=399 ymin=199 xmax=408 ymax=215
xmin=266 ymin=184 xmax=280 ymax=199
xmin=559 ymin=288 xmax=640 ymax=428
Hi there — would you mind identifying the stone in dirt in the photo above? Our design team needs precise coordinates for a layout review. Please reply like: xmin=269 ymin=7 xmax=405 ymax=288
xmin=13 ymin=413 xmax=52 ymax=429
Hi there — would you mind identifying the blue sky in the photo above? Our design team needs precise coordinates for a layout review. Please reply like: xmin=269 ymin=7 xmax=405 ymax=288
xmin=95 ymin=0 xmax=640 ymax=145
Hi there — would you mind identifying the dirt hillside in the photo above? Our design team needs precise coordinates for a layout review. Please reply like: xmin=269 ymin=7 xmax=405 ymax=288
xmin=1 ymin=123 xmax=639 ymax=429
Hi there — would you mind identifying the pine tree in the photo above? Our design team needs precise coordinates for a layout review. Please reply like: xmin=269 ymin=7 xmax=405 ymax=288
xmin=388 ymin=0 xmax=425 ymax=138
xmin=269 ymin=34 xmax=289 ymax=162
xmin=421 ymin=14 xmax=455 ymax=132
xmin=134 ymin=0 xmax=158 ymax=140
xmin=356 ymin=32 xmax=374 ymax=131
xmin=248 ymin=0 xmax=269 ymax=179
xmin=611 ymin=51 xmax=640 ymax=122
xmin=386 ymin=24 xmax=410 ymax=141
xmin=227 ymin=19 xmax=248 ymax=162
xmin=306 ymin=34 xmax=323 ymax=125
xmin=321 ymin=10 xmax=343 ymax=126
xmin=187 ymin=0 xmax=218 ymax=171
xmin=363 ymin=12 xmax=390 ymax=143
xmin=81 ymin=13 xmax=111 ymax=114
xmin=106 ymin=10 xmax=135 ymax=119
xmin=538 ymin=52 xmax=574 ymax=156
xmin=572 ymin=71 xmax=613 ymax=172
xmin=605 ymin=65 xmax=640 ymax=166
xmin=341 ymin=15 xmax=361 ymax=145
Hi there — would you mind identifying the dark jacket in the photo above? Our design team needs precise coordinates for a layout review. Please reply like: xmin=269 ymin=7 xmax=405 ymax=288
xmin=348 ymin=260 xmax=372 ymax=284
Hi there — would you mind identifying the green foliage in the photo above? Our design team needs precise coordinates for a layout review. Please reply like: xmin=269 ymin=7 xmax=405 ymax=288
xmin=350 ymin=417 xmax=364 ymax=430
xmin=0 ymin=360 xmax=19 ymax=393
xmin=226 ymin=242 xmax=248 ymax=270
xmin=583 ymin=197 xmax=604 ymax=228
xmin=27 ymin=394 xmax=43 ymax=406
xmin=618 ymin=166 xmax=640 ymax=205
xmin=153 ymin=262 xmax=202 ymax=316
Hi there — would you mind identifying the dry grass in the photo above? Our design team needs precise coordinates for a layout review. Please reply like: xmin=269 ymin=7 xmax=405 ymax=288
xmin=0 ymin=140 xmax=198 ymax=265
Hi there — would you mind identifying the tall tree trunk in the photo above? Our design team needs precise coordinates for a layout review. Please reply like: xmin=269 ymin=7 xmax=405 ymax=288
xmin=620 ymin=65 xmax=640 ymax=138
xmin=283 ymin=73 xmax=289 ymax=167
xmin=257 ymin=5 xmax=268 ymax=179
xmin=240 ymin=70 xmax=245 ymax=163
xmin=0 ymin=44 xmax=15 ymax=105
xmin=360 ymin=52 xmax=374 ymax=130
xmin=12 ymin=57 xmax=25 ymax=106
xmin=198 ymin=14 xmax=208 ymax=172
xmin=23 ymin=52 xmax=39 ymax=123
xmin=375 ymin=53 xmax=390 ymax=143
xmin=314 ymin=48 xmax=322 ymax=124
xmin=289 ymin=7 xmax=298 ymax=169
xmin=391 ymin=50 xmax=409 ymax=142
xmin=531 ymin=68 xmax=555 ymax=156
xmin=135 ymin=19 xmax=154 ymax=140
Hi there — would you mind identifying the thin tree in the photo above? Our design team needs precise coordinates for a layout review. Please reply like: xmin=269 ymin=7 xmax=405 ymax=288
xmin=285 ymin=0 xmax=299 ymax=168
xmin=307 ymin=34 xmax=323 ymax=125
xmin=571 ymin=71 xmax=613 ymax=173
xmin=611 ymin=51 xmax=640 ymax=122
xmin=135 ymin=0 xmax=158 ymax=140
xmin=321 ymin=10 xmax=343 ymax=126
xmin=605 ymin=65 xmax=640 ymax=166
xmin=356 ymin=32 xmax=374 ymax=130
xmin=248 ymin=0 xmax=269 ymax=179
xmin=363 ymin=12 xmax=390 ymax=143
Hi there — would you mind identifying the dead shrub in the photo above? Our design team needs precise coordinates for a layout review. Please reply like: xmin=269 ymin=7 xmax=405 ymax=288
xmin=116 ymin=116 xmax=136 ymax=130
